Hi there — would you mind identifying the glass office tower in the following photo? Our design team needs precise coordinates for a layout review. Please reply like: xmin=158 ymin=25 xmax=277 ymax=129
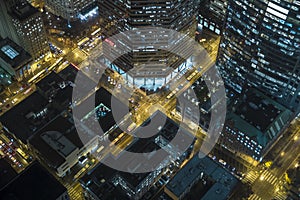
xmin=44 ymin=0 xmax=96 ymax=21
xmin=10 ymin=2 xmax=50 ymax=61
xmin=198 ymin=0 xmax=228 ymax=35
xmin=99 ymin=0 xmax=199 ymax=90
xmin=217 ymin=0 xmax=300 ymax=110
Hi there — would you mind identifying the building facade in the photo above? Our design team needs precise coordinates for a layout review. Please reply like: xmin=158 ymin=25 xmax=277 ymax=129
xmin=0 ymin=37 xmax=33 ymax=81
xmin=218 ymin=88 xmax=292 ymax=171
xmin=10 ymin=2 xmax=50 ymax=61
xmin=165 ymin=155 xmax=238 ymax=200
xmin=217 ymin=0 xmax=300 ymax=111
xmin=197 ymin=0 xmax=228 ymax=35
xmin=44 ymin=0 xmax=96 ymax=21
xmin=29 ymin=115 xmax=99 ymax=177
xmin=0 ymin=0 xmax=21 ymax=46
xmin=99 ymin=0 xmax=199 ymax=91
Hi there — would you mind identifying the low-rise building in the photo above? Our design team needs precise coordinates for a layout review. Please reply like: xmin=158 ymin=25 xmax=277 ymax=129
xmin=80 ymin=111 xmax=195 ymax=200
xmin=164 ymin=155 xmax=238 ymax=200
xmin=80 ymin=139 xmax=164 ymax=200
xmin=220 ymin=89 xmax=292 ymax=163
xmin=29 ymin=115 xmax=98 ymax=177
xmin=0 ymin=159 xmax=17 ymax=191
xmin=36 ymin=72 xmax=73 ymax=112
xmin=0 ymin=37 xmax=32 ymax=81
xmin=0 ymin=91 xmax=60 ymax=145
xmin=0 ymin=161 xmax=69 ymax=200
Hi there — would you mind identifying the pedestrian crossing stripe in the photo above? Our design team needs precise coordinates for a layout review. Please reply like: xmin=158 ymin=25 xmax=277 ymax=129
xmin=273 ymin=193 xmax=286 ymax=200
xmin=270 ymin=177 xmax=277 ymax=185
xmin=248 ymin=194 xmax=262 ymax=200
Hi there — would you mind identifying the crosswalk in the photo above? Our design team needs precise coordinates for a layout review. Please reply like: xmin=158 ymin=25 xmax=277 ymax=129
xmin=259 ymin=170 xmax=278 ymax=185
xmin=65 ymin=182 xmax=83 ymax=200
xmin=248 ymin=190 xmax=286 ymax=200
xmin=245 ymin=169 xmax=288 ymax=200
xmin=244 ymin=170 xmax=259 ymax=184
xmin=273 ymin=192 xmax=287 ymax=200
xmin=72 ymin=48 xmax=88 ymax=59
xmin=248 ymin=194 xmax=262 ymax=200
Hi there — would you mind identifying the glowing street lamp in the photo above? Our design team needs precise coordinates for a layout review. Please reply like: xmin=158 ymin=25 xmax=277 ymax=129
xmin=259 ymin=175 xmax=265 ymax=181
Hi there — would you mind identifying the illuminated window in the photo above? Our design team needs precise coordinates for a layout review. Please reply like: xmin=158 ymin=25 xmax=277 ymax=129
xmin=1 ymin=45 xmax=19 ymax=59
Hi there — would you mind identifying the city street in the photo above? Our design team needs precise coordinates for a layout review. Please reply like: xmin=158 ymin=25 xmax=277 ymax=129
xmin=0 ymin=1 xmax=299 ymax=200
xmin=244 ymin=122 xmax=300 ymax=200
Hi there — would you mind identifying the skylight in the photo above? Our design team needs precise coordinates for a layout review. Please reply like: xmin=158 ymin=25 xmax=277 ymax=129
xmin=1 ymin=45 xmax=19 ymax=59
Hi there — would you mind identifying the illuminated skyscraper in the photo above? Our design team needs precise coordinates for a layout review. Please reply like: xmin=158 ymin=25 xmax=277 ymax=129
xmin=197 ymin=0 xmax=228 ymax=35
xmin=99 ymin=0 xmax=199 ymax=90
xmin=44 ymin=0 xmax=96 ymax=21
xmin=10 ymin=2 xmax=50 ymax=61
xmin=0 ymin=0 xmax=22 ymax=46
xmin=100 ymin=0 xmax=198 ymax=34
xmin=217 ymin=0 xmax=300 ymax=110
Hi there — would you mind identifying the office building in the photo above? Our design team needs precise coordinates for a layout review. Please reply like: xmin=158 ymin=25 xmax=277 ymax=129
xmin=0 ymin=37 xmax=32 ymax=81
xmin=0 ymin=0 xmax=21 ymax=46
xmin=29 ymin=115 xmax=98 ymax=177
xmin=197 ymin=0 xmax=228 ymax=35
xmin=44 ymin=0 xmax=96 ymax=21
xmin=9 ymin=1 xmax=50 ymax=61
xmin=0 ymin=161 xmax=69 ymax=200
xmin=81 ymin=139 xmax=164 ymax=200
xmin=218 ymin=89 xmax=292 ymax=167
xmin=99 ymin=0 xmax=199 ymax=91
xmin=164 ymin=155 xmax=239 ymax=200
xmin=217 ymin=0 xmax=300 ymax=111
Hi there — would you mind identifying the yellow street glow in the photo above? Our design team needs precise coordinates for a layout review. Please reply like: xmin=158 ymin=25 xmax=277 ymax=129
xmin=265 ymin=161 xmax=273 ymax=168
xmin=259 ymin=175 xmax=265 ymax=181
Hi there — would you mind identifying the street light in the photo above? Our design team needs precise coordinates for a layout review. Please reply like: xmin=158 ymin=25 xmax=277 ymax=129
xmin=259 ymin=175 xmax=265 ymax=181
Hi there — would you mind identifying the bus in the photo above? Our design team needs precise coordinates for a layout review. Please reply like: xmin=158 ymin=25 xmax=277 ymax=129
xmin=91 ymin=28 xmax=101 ymax=36
xmin=127 ymin=123 xmax=137 ymax=132
xmin=77 ymin=37 xmax=90 ymax=47
xmin=16 ymin=148 xmax=28 ymax=159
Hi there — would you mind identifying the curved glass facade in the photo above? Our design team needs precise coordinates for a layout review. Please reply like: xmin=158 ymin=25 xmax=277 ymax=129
xmin=99 ymin=0 xmax=199 ymax=90
xmin=217 ymin=0 xmax=300 ymax=110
